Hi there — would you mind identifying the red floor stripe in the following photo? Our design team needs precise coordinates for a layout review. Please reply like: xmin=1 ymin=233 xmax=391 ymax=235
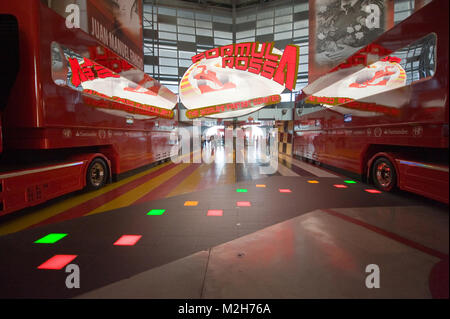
xmin=133 ymin=164 xmax=200 ymax=204
xmin=29 ymin=162 xmax=179 ymax=229
xmin=321 ymin=208 xmax=448 ymax=260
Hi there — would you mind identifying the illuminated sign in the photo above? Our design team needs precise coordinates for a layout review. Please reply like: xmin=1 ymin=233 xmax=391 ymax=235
xmin=52 ymin=43 xmax=176 ymax=118
xmin=191 ymin=42 xmax=299 ymax=90
xmin=83 ymin=89 xmax=174 ymax=119
xmin=180 ymin=42 xmax=299 ymax=119
xmin=306 ymin=95 xmax=401 ymax=116
xmin=68 ymin=57 xmax=120 ymax=87
xmin=304 ymin=58 xmax=406 ymax=117
xmin=186 ymin=95 xmax=280 ymax=119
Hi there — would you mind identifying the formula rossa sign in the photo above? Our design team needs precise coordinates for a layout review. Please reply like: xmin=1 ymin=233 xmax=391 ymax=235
xmin=180 ymin=42 xmax=299 ymax=119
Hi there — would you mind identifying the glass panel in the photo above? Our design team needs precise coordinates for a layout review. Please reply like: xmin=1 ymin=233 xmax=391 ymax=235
xmin=257 ymin=26 xmax=273 ymax=35
xmin=237 ymin=30 xmax=255 ymax=39
xmin=197 ymin=28 xmax=213 ymax=36
xmin=294 ymin=3 xmax=308 ymax=13
xmin=178 ymin=10 xmax=194 ymax=19
xmin=160 ymin=66 xmax=179 ymax=75
xmin=144 ymin=65 xmax=153 ymax=74
xmin=257 ymin=10 xmax=273 ymax=20
xmin=159 ymin=57 xmax=178 ymax=67
xmin=275 ymin=23 xmax=292 ymax=33
xmin=214 ymin=30 xmax=232 ymax=39
xmin=275 ymin=7 xmax=292 ymax=16
xmin=196 ymin=20 xmax=212 ymax=29
xmin=214 ymin=38 xmax=232 ymax=46
xmin=179 ymin=59 xmax=192 ymax=68
xmin=177 ymin=18 xmax=195 ymax=26
xmin=294 ymin=28 xmax=308 ymax=38
xmin=178 ymin=34 xmax=196 ymax=42
xmin=159 ymin=49 xmax=177 ymax=58
xmin=275 ymin=15 xmax=292 ymax=24
xmin=213 ymin=15 xmax=232 ymax=23
xmin=274 ymin=31 xmax=292 ymax=40
xmin=299 ymin=54 xmax=308 ymax=64
xmin=158 ymin=23 xmax=176 ymax=32
xmin=179 ymin=51 xmax=195 ymax=59
xmin=159 ymin=31 xmax=177 ymax=40
xmin=158 ymin=7 xmax=176 ymax=16
xmin=236 ymin=13 xmax=256 ymax=23
xmin=294 ymin=20 xmax=308 ymax=29
xmin=178 ymin=26 xmax=195 ymax=34
xmin=195 ymin=12 xmax=211 ymax=21
xmin=298 ymin=64 xmax=308 ymax=72
xmin=257 ymin=18 xmax=273 ymax=28
xmin=238 ymin=36 xmax=255 ymax=42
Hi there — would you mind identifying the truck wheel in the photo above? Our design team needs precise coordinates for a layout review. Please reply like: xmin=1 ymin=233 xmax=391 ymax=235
xmin=86 ymin=158 xmax=108 ymax=190
xmin=372 ymin=157 xmax=397 ymax=192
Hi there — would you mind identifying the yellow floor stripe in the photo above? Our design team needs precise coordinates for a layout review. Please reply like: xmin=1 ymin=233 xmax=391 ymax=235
xmin=166 ymin=164 xmax=205 ymax=197
xmin=0 ymin=161 xmax=173 ymax=236
xmin=86 ymin=163 xmax=192 ymax=215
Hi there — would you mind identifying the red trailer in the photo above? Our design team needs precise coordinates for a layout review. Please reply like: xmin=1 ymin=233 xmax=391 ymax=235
xmin=294 ymin=0 xmax=448 ymax=203
xmin=0 ymin=1 xmax=178 ymax=216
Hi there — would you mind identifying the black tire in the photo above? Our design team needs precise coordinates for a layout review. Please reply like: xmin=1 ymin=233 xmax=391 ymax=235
xmin=86 ymin=158 xmax=108 ymax=191
xmin=371 ymin=157 xmax=397 ymax=192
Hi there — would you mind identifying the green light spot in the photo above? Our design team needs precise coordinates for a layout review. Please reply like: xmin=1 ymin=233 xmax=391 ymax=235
xmin=344 ymin=180 xmax=357 ymax=184
xmin=236 ymin=189 xmax=248 ymax=193
xmin=147 ymin=209 xmax=166 ymax=215
xmin=34 ymin=233 xmax=68 ymax=244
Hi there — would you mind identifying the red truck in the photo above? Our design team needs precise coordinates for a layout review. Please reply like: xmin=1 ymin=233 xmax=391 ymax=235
xmin=0 ymin=1 xmax=178 ymax=216
xmin=294 ymin=0 xmax=448 ymax=203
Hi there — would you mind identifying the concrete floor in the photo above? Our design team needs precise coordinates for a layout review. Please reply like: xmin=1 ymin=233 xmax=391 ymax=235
xmin=76 ymin=206 xmax=448 ymax=299
xmin=0 ymin=145 xmax=447 ymax=299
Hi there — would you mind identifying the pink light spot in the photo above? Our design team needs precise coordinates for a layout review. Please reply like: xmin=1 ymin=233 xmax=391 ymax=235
xmin=333 ymin=184 xmax=348 ymax=188
xmin=207 ymin=209 xmax=223 ymax=216
xmin=237 ymin=201 xmax=251 ymax=207
xmin=113 ymin=235 xmax=142 ymax=246
xmin=365 ymin=189 xmax=382 ymax=194
xmin=279 ymin=189 xmax=292 ymax=193
xmin=37 ymin=255 xmax=78 ymax=270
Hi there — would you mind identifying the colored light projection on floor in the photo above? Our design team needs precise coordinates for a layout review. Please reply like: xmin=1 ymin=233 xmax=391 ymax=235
xmin=365 ymin=189 xmax=382 ymax=194
xmin=34 ymin=233 xmax=68 ymax=244
xmin=207 ymin=209 xmax=223 ymax=216
xmin=37 ymin=255 xmax=78 ymax=270
xmin=308 ymin=180 xmax=319 ymax=184
xmin=333 ymin=184 xmax=348 ymax=189
xmin=237 ymin=201 xmax=251 ymax=207
xmin=184 ymin=201 xmax=199 ymax=206
xmin=279 ymin=189 xmax=292 ymax=193
xmin=236 ymin=189 xmax=248 ymax=193
xmin=256 ymin=184 xmax=266 ymax=188
xmin=113 ymin=235 xmax=142 ymax=246
xmin=147 ymin=209 xmax=166 ymax=215
xmin=344 ymin=180 xmax=357 ymax=184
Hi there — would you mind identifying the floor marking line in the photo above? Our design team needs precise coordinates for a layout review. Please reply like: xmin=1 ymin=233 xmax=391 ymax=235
xmin=134 ymin=164 xmax=200 ymax=204
xmin=321 ymin=208 xmax=448 ymax=260
xmin=165 ymin=164 xmax=206 ymax=197
xmin=29 ymin=162 xmax=178 ymax=228
xmin=280 ymin=154 xmax=339 ymax=178
xmin=86 ymin=164 xmax=192 ymax=215
xmin=0 ymin=161 xmax=174 ymax=235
